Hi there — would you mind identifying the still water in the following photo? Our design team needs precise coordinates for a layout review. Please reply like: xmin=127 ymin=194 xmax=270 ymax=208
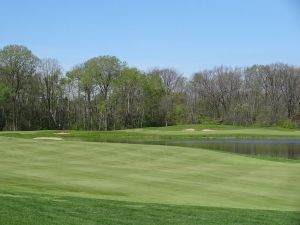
xmin=145 ymin=139 xmax=300 ymax=160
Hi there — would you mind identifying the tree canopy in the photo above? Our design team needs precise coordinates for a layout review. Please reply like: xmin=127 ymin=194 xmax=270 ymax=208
xmin=0 ymin=44 xmax=300 ymax=130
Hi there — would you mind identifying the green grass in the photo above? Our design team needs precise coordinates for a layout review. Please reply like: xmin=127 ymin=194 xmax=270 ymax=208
xmin=1 ymin=137 xmax=300 ymax=210
xmin=126 ymin=125 xmax=300 ymax=138
xmin=0 ymin=125 xmax=300 ymax=143
xmin=1 ymin=191 xmax=299 ymax=225
xmin=1 ymin=126 xmax=300 ymax=224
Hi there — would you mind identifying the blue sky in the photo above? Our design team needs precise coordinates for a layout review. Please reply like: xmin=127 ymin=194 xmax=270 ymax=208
xmin=1 ymin=0 xmax=299 ymax=76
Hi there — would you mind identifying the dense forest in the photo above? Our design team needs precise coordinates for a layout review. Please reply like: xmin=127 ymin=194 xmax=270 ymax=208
xmin=0 ymin=44 xmax=299 ymax=131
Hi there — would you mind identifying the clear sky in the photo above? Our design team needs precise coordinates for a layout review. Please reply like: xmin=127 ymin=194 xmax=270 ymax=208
xmin=1 ymin=0 xmax=299 ymax=76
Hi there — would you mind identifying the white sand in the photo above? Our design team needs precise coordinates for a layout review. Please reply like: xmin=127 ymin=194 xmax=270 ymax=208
xmin=33 ymin=137 xmax=63 ymax=141
xmin=184 ymin=128 xmax=195 ymax=131
xmin=53 ymin=132 xmax=70 ymax=135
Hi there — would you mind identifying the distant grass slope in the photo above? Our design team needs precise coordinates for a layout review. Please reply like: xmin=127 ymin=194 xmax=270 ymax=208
xmin=126 ymin=125 xmax=300 ymax=138
xmin=1 ymin=191 xmax=299 ymax=225
xmin=0 ymin=125 xmax=300 ymax=144
xmin=0 ymin=137 xmax=299 ymax=211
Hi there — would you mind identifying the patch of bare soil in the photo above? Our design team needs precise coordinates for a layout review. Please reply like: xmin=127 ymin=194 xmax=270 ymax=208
xmin=184 ymin=128 xmax=195 ymax=131
xmin=33 ymin=137 xmax=63 ymax=141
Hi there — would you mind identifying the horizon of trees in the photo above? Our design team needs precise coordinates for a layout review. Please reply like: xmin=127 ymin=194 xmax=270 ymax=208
xmin=0 ymin=44 xmax=300 ymax=131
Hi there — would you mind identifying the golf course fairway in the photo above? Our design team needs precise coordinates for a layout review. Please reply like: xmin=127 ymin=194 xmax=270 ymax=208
xmin=0 ymin=135 xmax=299 ymax=224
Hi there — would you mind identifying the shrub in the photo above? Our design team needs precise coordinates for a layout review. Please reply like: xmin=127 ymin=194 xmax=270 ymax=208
xmin=280 ymin=119 xmax=295 ymax=129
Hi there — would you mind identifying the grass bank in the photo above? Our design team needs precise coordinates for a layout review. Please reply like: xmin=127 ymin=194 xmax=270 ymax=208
xmin=0 ymin=125 xmax=300 ymax=143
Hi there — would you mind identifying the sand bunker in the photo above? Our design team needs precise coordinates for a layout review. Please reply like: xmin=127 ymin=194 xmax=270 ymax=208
xmin=202 ymin=129 xmax=214 ymax=132
xmin=33 ymin=137 xmax=63 ymax=141
xmin=53 ymin=132 xmax=70 ymax=135
xmin=184 ymin=128 xmax=195 ymax=132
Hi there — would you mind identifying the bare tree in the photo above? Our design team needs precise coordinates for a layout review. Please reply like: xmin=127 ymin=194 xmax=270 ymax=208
xmin=278 ymin=64 xmax=300 ymax=118
xmin=154 ymin=68 xmax=184 ymax=94
xmin=244 ymin=65 xmax=264 ymax=123
xmin=37 ymin=58 xmax=63 ymax=128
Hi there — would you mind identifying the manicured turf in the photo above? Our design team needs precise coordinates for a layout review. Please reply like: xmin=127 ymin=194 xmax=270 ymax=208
xmin=0 ymin=137 xmax=299 ymax=210
xmin=1 ymin=126 xmax=300 ymax=224
xmin=1 ymin=191 xmax=299 ymax=225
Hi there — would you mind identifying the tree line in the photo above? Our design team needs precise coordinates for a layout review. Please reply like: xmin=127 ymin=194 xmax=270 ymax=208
xmin=0 ymin=44 xmax=300 ymax=131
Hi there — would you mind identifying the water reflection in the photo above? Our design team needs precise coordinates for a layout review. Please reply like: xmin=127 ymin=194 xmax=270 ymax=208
xmin=147 ymin=139 xmax=300 ymax=160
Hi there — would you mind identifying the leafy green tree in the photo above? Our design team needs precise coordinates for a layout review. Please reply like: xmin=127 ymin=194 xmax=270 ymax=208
xmin=84 ymin=56 xmax=125 ymax=130
xmin=0 ymin=45 xmax=39 ymax=130
xmin=0 ymin=82 xmax=11 ymax=130
xmin=112 ymin=68 xmax=144 ymax=128
xmin=67 ymin=64 xmax=96 ymax=129
xmin=143 ymin=72 xmax=165 ymax=127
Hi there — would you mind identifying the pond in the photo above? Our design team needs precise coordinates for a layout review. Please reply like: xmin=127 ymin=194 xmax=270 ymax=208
xmin=143 ymin=139 xmax=300 ymax=160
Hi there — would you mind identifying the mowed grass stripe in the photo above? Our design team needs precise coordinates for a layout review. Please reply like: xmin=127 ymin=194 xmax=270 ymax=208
xmin=1 ymin=191 xmax=300 ymax=225
xmin=0 ymin=137 xmax=299 ymax=211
